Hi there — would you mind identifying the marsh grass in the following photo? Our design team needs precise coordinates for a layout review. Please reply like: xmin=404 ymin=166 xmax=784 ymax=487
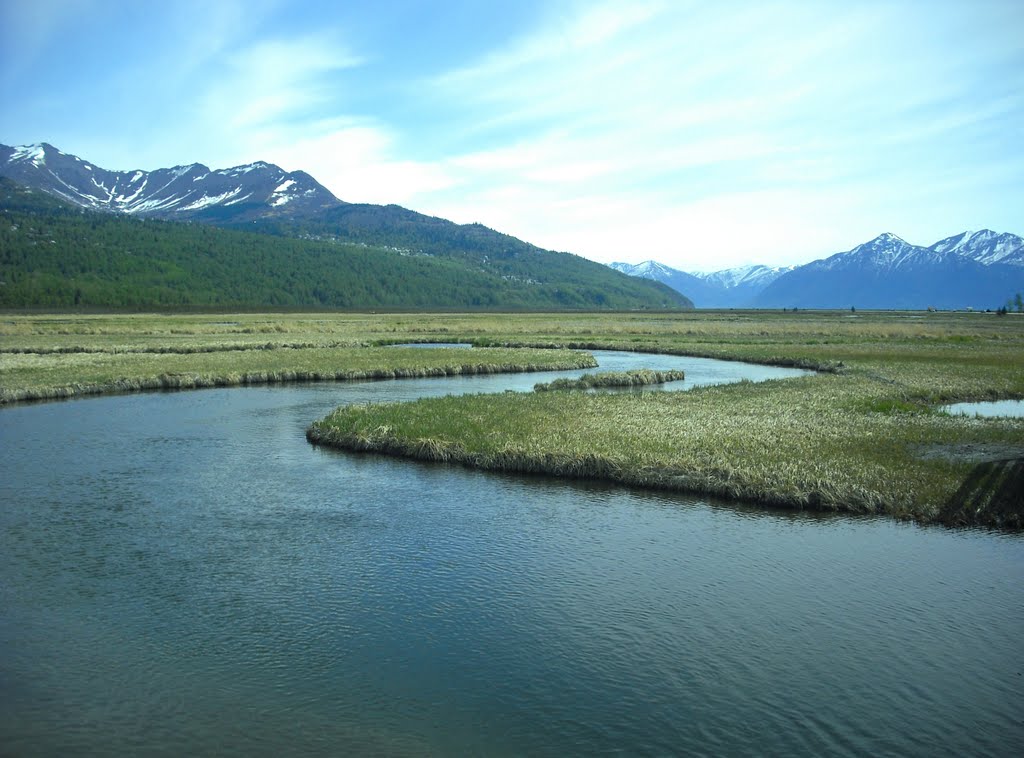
xmin=308 ymin=373 xmax=1020 ymax=522
xmin=0 ymin=346 xmax=597 ymax=403
xmin=4 ymin=310 xmax=1023 ymax=524
xmin=534 ymin=369 xmax=686 ymax=392
xmin=299 ymin=311 xmax=1023 ymax=526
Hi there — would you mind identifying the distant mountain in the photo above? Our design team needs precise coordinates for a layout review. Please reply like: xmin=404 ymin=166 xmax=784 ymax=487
xmin=0 ymin=142 xmax=692 ymax=310
xmin=753 ymin=232 xmax=1024 ymax=310
xmin=609 ymin=261 xmax=721 ymax=306
xmin=609 ymin=260 xmax=790 ymax=307
xmin=696 ymin=264 xmax=792 ymax=291
xmin=612 ymin=231 xmax=1024 ymax=310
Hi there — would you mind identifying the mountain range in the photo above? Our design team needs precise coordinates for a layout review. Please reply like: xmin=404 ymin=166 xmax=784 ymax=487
xmin=0 ymin=142 xmax=690 ymax=311
xmin=0 ymin=142 xmax=339 ymax=222
xmin=4 ymin=140 xmax=1021 ymax=311
xmin=611 ymin=231 xmax=1024 ymax=310
xmin=608 ymin=261 xmax=794 ymax=308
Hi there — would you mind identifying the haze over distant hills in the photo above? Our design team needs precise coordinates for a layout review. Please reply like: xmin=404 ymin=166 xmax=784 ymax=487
xmin=608 ymin=261 xmax=793 ymax=309
xmin=0 ymin=142 xmax=690 ymax=311
xmin=612 ymin=231 xmax=1024 ymax=310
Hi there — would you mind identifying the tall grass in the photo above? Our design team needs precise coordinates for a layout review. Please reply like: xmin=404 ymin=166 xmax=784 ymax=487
xmin=534 ymin=369 xmax=685 ymax=392
xmin=308 ymin=373 xmax=1022 ymax=523
xmin=0 ymin=346 xmax=597 ymax=404
xmin=4 ymin=310 xmax=1023 ymax=525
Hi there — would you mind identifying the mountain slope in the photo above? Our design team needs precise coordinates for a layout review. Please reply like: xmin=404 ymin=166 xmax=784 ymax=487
xmin=0 ymin=177 xmax=689 ymax=310
xmin=612 ymin=231 xmax=1024 ymax=309
xmin=929 ymin=229 xmax=1024 ymax=266
xmin=0 ymin=142 xmax=340 ymax=223
xmin=696 ymin=264 xmax=791 ymax=292
xmin=754 ymin=233 xmax=1024 ymax=310
xmin=0 ymin=142 xmax=691 ymax=310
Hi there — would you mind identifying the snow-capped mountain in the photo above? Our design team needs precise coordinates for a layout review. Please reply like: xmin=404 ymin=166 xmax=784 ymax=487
xmin=0 ymin=140 xmax=693 ymax=310
xmin=799 ymin=232 xmax=952 ymax=273
xmin=695 ymin=264 xmax=792 ymax=290
xmin=611 ymin=230 xmax=1024 ymax=309
xmin=0 ymin=142 xmax=340 ymax=222
xmin=609 ymin=261 xmax=725 ymax=307
xmin=929 ymin=230 xmax=1024 ymax=266
xmin=753 ymin=232 xmax=1024 ymax=310
xmin=608 ymin=260 xmax=790 ymax=307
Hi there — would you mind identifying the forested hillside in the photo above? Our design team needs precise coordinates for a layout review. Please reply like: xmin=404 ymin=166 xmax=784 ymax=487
xmin=0 ymin=179 xmax=690 ymax=310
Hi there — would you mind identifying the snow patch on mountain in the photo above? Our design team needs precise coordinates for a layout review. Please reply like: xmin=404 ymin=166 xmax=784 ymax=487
xmin=930 ymin=229 xmax=1024 ymax=266
xmin=696 ymin=264 xmax=792 ymax=289
xmin=115 ymin=180 xmax=148 ymax=205
xmin=1 ymin=142 xmax=344 ymax=222
xmin=11 ymin=144 xmax=46 ymax=165
xmin=811 ymin=233 xmax=950 ymax=273
xmin=178 ymin=187 xmax=245 ymax=212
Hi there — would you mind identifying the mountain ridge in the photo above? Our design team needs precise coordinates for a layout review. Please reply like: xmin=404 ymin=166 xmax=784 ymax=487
xmin=612 ymin=230 xmax=1024 ymax=309
xmin=0 ymin=141 xmax=692 ymax=310
xmin=0 ymin=142 xmax=340 ymax=222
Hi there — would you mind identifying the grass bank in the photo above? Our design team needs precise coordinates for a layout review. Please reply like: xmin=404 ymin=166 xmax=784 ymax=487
xmin=4 ymin=310 xmax=1022 ymax=526
xmin=0 ymin=345 xmax=596 ymax=404
xmin=307 ymin=373 xmax=1023 ymax=526
xmin=299 ymin=311 xmax=1023 ymax=528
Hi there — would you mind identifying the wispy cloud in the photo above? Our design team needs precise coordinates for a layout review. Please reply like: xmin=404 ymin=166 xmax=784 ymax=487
xmin=3 ymin=0 xmax=1021 ymax=269
xmin=390 ymin=0 xmax=1024 ymax=268
xmin=204 ymin=35 xmax=363 ymax=133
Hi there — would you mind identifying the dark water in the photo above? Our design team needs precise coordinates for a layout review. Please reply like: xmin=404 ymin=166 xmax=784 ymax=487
xmin=1 ymin=352 xmax=1021 ymax=756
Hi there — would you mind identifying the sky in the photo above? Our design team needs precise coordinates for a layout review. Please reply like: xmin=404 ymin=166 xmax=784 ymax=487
xmin=1 ymin=0 xmax=1022 ymax=272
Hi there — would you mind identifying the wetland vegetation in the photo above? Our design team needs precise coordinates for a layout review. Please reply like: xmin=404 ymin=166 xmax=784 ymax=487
xmin=3 ymin=309 xmax=1022 ymax=526
xmin=533 ymin=368 xmax=687 ymax=391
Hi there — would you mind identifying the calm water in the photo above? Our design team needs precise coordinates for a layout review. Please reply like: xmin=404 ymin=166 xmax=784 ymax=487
xmin=944 ymin=399 xmax=1024 ymax=418
xmin=1 ymin=352 xmax=1021 ymax=756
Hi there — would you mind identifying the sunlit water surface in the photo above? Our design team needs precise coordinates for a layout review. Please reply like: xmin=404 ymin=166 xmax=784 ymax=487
xmin=943 ymin=399 xmax=1024 ymax=418
xmin=1 ymin=352 xmax=1021 ymax=756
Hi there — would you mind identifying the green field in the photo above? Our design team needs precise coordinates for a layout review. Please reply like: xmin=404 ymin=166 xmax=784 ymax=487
xmin=3 ymin=310 xmax=1023 ymax=526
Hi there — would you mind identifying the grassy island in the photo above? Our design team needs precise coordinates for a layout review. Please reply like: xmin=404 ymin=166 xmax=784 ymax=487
xmin=3 ymin=310 xmax=1022 ymax=526
xmin=301 ymin=310 xmax=1023 ymax=528
xmin=533 ymin=369 xmax=686 ymax=392
xmin=0 ymin=314 xmax=597 ymax=403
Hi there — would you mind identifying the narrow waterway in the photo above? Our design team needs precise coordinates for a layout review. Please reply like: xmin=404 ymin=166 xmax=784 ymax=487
xmin=944 ymin=399 xmax=1024 ymax=418
xmin=1 ymin=352 xmax=1021 ymax=756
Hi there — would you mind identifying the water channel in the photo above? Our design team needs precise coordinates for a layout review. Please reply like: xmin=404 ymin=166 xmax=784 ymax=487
xmin=1 ymin=351 xmax=1021 ymax=756
xmin=943 ymin=399 xmax=1024 ymax=418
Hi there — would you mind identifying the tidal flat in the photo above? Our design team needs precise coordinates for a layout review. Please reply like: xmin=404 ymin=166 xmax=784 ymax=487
xmin=3 ymin=310 xmax=1023 ymax=525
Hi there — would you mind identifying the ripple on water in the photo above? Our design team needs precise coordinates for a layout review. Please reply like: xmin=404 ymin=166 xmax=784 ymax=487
xmin=0 ymin=355 xmax=1022 ymax=756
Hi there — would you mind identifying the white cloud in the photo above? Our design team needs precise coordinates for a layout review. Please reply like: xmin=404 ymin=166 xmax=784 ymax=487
xmin=395 ymin=1 xmax=1024 ymax=269
xmin=257 ymin=124 xmax=455 ymax=206
xmin=12 ymin=0 xmax=1019 ymax=272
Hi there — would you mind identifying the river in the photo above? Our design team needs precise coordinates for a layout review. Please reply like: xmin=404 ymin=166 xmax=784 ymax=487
xmin=1 ymin=351 xmax=1021 ymax=756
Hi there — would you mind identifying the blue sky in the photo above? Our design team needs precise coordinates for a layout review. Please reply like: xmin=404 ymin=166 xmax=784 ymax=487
xmin=2 ymin=0 xmax=1022 ymax=271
